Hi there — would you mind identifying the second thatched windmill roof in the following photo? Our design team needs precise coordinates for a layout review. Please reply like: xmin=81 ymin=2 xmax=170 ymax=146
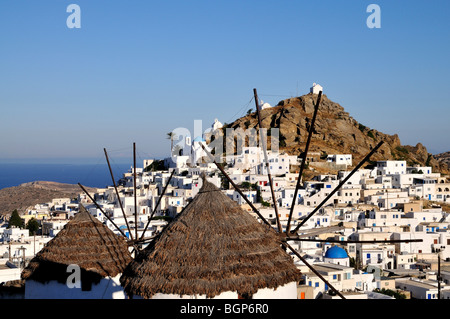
xmin=22 ymin=205 xmax=132 ymax=288
xmin=120 ymin=177 xmax=302 ymax=299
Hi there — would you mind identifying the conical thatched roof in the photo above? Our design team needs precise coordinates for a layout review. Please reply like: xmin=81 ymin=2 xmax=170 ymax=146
xmin=120 ymin=178 xmax=302 ymax=299
xmin=22 ymin=205 xmax=132 ymax=287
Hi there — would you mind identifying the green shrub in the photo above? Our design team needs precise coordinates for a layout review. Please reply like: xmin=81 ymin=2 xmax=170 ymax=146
xmin=395 ymin=146 xmax=409 ymax=154
xmin=374 ymin=288 xmax=407 ymax=299
xmin=358 ymin=123 xmax=366 ymax=132
xmin=279 ymin=133 xmax=287 ymax=147
xmin=261 ymin=200 xmax=271 ymax=207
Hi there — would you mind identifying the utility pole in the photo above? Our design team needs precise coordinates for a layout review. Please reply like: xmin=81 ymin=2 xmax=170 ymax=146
xmin=133 ymin=142 xmax=138 ymax=242
xmin=19 ymin=246 xmax=26 ymax=269
xmin=386 ymin=188 xmax=389 ymax=211
xmin=438 ymin=253 xmax=441 ymax=299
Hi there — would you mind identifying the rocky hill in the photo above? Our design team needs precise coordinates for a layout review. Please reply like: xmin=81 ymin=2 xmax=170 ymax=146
xmin=0 ymin=181 xmax=97 ymax=217
xmin=224 ymin=93 xmax=448 ymax=174
xmin=435 ymin=151 xmax=450 ymax=170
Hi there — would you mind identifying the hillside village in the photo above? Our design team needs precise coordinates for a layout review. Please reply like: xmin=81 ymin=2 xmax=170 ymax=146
xmin=1 ymin=92 xmax=450 ymax=299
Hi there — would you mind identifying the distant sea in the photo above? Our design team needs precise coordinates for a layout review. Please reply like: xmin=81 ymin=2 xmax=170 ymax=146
xmin=0 ymin=163 xmax=133 ymax=190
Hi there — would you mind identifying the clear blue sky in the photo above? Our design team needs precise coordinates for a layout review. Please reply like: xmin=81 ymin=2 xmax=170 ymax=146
xmin=0 ymin=0 xmax=449 ymax=164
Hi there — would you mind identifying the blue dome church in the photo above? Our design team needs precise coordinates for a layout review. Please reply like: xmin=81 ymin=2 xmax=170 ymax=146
xmin=323 ymin=245 xmax=350 ymax=266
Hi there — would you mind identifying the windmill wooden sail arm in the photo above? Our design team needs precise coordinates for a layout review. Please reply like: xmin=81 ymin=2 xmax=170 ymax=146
xmin=291 ymin=140 xmax=384 ymax=234
xmin=286 ymin=90 xmax=322 ymax=233
xmin=104 ymin=147 xmax=134 ymax=240
xmin=254 ymin=88 xmax=282 ymax=233
xmin=138 ymin=169 xmax=176 ymax=242
xmin=200 ymin=142 xmax=273 ymax=229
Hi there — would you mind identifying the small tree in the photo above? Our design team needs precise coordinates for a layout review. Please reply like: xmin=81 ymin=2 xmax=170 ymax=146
xmin=256 ymin=188 xmax=261 ymax=202
xmin=279 ymin=133 xmax=287 ymax=147
xmin=374 ymin=288 xmax=407 ymax=299
xmin=144 ymin=160 xmax=166 ymax=172
xmin=219 ymin=170 xmax=230 ymax=190
xmin=320 ymin=151 xmax=328 ymax=160
xmin=8 ymin=209 xmax=24 ymax=228
xmin=261 ymin=199 xmax=271 ymax=207
xmin=26 ymin=217 xmax=40 ymax=235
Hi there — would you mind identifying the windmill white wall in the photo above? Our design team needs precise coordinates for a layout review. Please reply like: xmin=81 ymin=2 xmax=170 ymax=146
xmin=24 ymin=274 xmax=126 ymax=299
xmin=131 ymin=281 xmax=298 ymax=299
xmin=252 ymin=281 xmax=298 ymax=299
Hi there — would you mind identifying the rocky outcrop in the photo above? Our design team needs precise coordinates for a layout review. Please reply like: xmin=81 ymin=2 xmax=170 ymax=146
xmin=225 ymin=93 xmax=448 ymax=174
xmin=435 ymin=151 xmax=450 ymax=173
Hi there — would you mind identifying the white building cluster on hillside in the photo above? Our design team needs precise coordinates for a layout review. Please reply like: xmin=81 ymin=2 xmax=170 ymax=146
xmin=2 ymin=115 xmax=450 ymax=299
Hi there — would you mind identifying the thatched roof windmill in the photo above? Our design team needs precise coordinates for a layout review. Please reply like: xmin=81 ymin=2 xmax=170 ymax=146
xmin=119 ymin=176 xmax=302 ymax=299
xmin=21 ymin=205 xmax=132 ymax=299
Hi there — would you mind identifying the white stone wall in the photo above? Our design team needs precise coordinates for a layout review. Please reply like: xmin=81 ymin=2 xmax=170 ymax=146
xmin=24 ymin=274 xmax=125 ymax=299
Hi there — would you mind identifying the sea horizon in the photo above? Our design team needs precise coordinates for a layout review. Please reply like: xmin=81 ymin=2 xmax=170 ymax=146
xmin=0 ymin=162 xmax=135 ymax=190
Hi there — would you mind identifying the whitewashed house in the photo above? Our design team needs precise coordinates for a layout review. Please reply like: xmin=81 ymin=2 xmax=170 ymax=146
xmin=327 ymin=154 xmax=352 ymax=167
xmin=395 ymin=278 xmax=440 ymax=299
xmin=376 ymin=161 xmax=407 ymax=176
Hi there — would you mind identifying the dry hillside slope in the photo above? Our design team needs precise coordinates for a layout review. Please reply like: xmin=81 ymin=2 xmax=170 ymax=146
xmin=0 ymin=181 xmax=97 ymax=216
